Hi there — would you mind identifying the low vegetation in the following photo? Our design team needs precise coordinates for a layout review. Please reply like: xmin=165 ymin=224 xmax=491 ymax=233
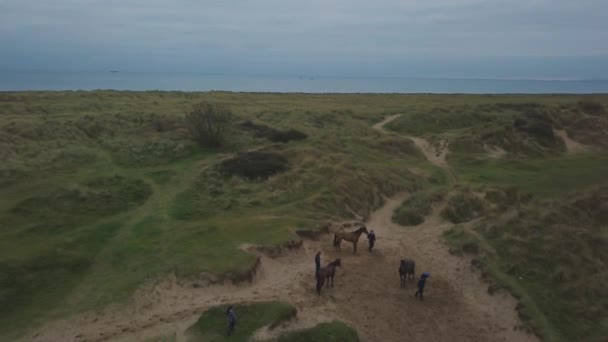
xmin=276 ymin=321 xmax=360 ymax=342
xmin=440 ymin=189 xmax=486 ymax=224
xmin=185 ymin=301 xmax=358 ymax=342
xmin=0 ymin=92 xmax=607 ymax=340
xmin=186 ymin=301 xmax=296 ymax=341
xmin=239 ymin=120 xmax=308 ymax=143
xmin=392 ymin=189 xmax=444 ymax=226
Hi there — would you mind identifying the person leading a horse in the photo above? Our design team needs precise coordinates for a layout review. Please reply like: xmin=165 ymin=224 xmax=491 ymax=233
xmin=367 ymin=229 xmax=376 ymax=252
xmin=415 ymin=272 xmax=430 ymax=300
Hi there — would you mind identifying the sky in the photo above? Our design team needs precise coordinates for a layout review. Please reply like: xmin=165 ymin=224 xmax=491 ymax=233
xmin=0 ymin=0 xmax=607 ymax=78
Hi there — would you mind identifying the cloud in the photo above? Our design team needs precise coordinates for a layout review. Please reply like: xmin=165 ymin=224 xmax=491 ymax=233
xmin=0 ymin=0 xmax=607 ymax=76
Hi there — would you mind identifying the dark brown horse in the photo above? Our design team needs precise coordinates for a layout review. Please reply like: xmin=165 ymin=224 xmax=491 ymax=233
xmin=316 ymin=258 xmax=341 ymax=295
xmin=334 ymin=226 xmax=369 ymax=253
xmin=399 ymin=259 xmax=415 ymax=287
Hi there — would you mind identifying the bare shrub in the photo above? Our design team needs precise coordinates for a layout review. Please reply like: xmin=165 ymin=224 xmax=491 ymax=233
xmin=185 ymin=102 xmax=234 ymax=148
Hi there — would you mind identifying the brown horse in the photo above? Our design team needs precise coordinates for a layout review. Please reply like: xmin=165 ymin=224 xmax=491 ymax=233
xmin=316 ymin=258 xmax=341 ymax=295
xmin=334 ymin=226 xmax=369 ymax=253
xmin=399 ymin=259 xmax=415 ymax=288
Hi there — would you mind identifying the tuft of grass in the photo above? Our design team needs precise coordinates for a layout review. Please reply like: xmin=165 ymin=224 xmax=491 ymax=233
xmin=392 ymin=189 xmax=444 ymax=226
xmin=442 ymin=226 xmax=481 ymax=256
xmin=186 ymin=301 xmax=296 ymax=341
xmin=441 ymin=190 xmax=486 ymax=224
xmin=276 ymin=321 xmax=360 ymax=342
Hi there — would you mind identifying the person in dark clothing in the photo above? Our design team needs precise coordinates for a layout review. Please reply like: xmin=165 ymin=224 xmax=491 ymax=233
xmin=367 ymin=229 xmax=376 ymax=252
xmin=226 ymin=306 xmax=237 ymax=336
xmin=315 ymin=251 xmax=321 ymax=275
xmin=415 ymin=272 xmax=430 ymax=300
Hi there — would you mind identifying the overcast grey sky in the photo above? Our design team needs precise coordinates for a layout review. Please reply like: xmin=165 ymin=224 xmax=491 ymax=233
xmin=1 ymin=0 xmax=607 ymax=78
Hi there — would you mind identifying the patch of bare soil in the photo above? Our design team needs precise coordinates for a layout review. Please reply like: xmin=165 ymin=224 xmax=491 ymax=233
xmin=553 ymin=128 xmax=587 ymax=153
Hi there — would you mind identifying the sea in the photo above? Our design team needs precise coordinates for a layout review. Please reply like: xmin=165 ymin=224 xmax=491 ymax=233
xmin=1 ymin=70 xmax=608 ymax=93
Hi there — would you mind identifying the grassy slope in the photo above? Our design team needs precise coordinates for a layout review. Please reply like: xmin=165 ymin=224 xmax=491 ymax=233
xmin=386 ymin=97 xmax=608 ymax=341
xmin=0 ymin=92 xmax=607 ymax=340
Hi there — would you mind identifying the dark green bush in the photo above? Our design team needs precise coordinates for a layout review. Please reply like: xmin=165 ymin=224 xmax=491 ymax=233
xmin=218 ymin=151 xmax=288 ymax=180
xmin=239 ymin=121 xmax=307 ymax=143
xmin=393 ymin=208 xmax=425 ymax=226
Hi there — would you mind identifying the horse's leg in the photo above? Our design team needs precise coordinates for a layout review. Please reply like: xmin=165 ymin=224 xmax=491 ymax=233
xmin=331 ymin=274 xmax=334 ymax=287
xmin=353 ymin=241 xmax=357 ymax=254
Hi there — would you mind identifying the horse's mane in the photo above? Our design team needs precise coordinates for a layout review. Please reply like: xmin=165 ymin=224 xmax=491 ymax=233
xmin=326 ymin=258 xmax=341 ymax=267
xmin=353 ymin=226 xmax=368 ymax=234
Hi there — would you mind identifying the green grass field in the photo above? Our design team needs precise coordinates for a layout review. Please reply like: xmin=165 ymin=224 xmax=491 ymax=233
xmin=0 ymin=91 xmax=607 ymax=340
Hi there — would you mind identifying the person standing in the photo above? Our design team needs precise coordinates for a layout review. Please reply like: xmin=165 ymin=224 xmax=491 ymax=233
xmin=315 ymin=251 xmax=321 ymax=275
xmin=226 ymin=306 xmax=237 ymax=336
xmin=367 ymin=229 xmax=376 ymax=252
xmin=415 ymin=272 xmax=430 ymax=300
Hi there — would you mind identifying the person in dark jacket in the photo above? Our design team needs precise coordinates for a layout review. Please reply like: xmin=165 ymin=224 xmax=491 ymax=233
xmin=367 ymin=229 xmax=376 ymax=252
xmin=415 ymin=272 xmax=430 ymax=300
xmin=315 ymin=251 xmax=321 ymax=275
xmin=226 ymin=306 xmax=237 ymax=336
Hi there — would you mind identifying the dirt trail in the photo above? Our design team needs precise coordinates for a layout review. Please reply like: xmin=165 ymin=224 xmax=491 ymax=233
xmin=372 ymin=114 xmax=402 ymax=132
xmin=409 ymin=136 xmax=449 ymax=168
xmin=30 ymin=117 xmax=537 ymax=342
xmin=373 ymin=114 xmax=449 ymax=169
xmin=553 ymin=128 xmax=587 ymax=153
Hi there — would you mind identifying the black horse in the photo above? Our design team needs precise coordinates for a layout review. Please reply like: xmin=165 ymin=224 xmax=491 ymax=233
xmin=399 ymin=259 xmax=415 ymax=287
xmin=316 ymin=258 xmax=341 ymax=295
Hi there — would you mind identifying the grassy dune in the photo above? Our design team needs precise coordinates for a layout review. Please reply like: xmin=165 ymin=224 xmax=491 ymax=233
xmin=0 ymin=91 xmax=607 ymax=340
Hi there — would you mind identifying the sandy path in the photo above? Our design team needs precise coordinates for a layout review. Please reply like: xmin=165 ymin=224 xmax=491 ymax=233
xmin=29 ymin=117 xmax=537 ymax=342
xmin=373 ymin=114 xmax=449 ymax=169
xmin=372 ymin=114 xmax=402 ymax=132
xmin=553 ymin=128 xmax=587 ymax=153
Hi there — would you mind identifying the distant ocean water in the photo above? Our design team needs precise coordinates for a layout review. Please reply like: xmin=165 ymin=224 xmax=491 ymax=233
xmin=1 ymin=70 xmax=608 ymax=93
